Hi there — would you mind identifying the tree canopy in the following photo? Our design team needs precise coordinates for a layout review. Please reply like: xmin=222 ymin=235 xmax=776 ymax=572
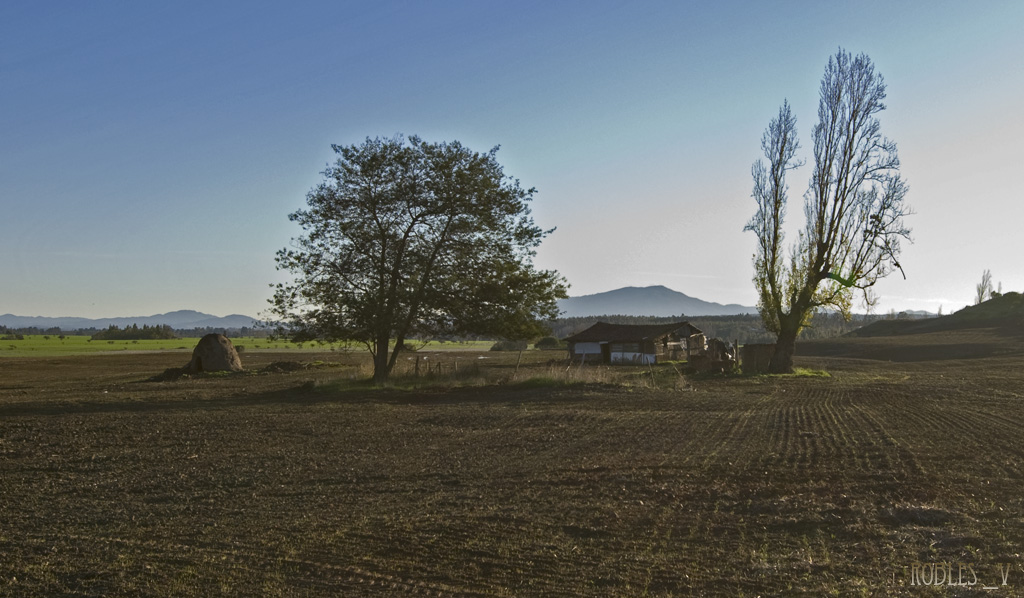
xmin=271 ymin=135 xmax=567 ymax=382
xmin=745 ymin=50 xmax=912 ymax=373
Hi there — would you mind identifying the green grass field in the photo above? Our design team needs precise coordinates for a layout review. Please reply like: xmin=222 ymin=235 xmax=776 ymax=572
xmin=0 ymin=336 xmax=496 ymax=357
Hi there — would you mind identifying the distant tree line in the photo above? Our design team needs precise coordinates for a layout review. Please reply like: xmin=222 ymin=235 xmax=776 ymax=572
xmin=547 ymin=312 xmax=923 ymax=346
xmin=547 ymin=315 xmax=775 ymax=345
xmin=174 ymin=326 xmax=268 ymax=338
xmin=377 ymin=311 xmax=919 ymax=347
xmin=3 ymin=313 xmax=931 ymax=347
xmin=90 ymin=324 xmax=177 ymax=341
xmin=0 ymin=325 xmax=64 ymax=337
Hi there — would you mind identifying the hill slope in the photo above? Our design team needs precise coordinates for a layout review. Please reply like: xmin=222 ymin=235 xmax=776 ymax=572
xmin=846 ymin=292 xmax=1024 ymax=337
xmin=557 ymin=286 xmax=757 ymax=317
xmin=799 ymin=293 xmax=1024 ymax=361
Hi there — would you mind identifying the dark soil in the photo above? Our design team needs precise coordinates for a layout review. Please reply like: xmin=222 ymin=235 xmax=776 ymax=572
xmin=2 ymin=348 xmax=1023 ymax=596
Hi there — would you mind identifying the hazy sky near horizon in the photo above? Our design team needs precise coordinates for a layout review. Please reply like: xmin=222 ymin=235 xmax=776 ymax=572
xmin=2 ymin=1 xmax=1022 ymax=319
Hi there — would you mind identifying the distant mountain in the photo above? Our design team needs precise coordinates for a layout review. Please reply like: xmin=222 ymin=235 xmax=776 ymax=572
xmin=557 ymin=285 xmax=758 ymax=317
xmin=0 ymin=310 xmax=258 ymax=331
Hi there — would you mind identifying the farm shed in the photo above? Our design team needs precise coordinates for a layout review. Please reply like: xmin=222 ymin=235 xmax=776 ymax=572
xmin=564 ymin=321 xmax=704 ymax=365
xmin=689 ymin=337 xmax=738 ymax=372
xmin=740 ymin=343 xmax=776 ymax=375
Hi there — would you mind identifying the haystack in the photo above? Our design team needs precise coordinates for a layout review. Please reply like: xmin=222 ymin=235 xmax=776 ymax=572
xmin=186 ymin=333 xmax=243 ymax=373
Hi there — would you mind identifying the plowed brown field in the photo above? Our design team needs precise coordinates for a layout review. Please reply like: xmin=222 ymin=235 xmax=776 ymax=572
xmin=2 ymin=347 xmax=1023 ymax=596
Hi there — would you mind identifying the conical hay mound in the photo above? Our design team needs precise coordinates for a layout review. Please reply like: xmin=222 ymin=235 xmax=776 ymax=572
xmin=186 ymin=333 xmax=243 ymax=373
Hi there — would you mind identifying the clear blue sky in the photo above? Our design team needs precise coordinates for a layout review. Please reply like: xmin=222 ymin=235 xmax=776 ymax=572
xmin=2 ymin=1 xmax=1022 ymax=319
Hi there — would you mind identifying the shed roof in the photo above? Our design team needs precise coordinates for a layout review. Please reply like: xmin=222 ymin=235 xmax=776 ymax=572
xmin=564 ymin=321 xmax=702 ymax=343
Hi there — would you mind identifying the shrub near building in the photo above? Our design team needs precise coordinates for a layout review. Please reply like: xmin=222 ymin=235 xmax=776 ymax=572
xmin=534 ymin=336 xmax=564 ymax=350
xmin=490 ymin=340 xmax=529 ymax=351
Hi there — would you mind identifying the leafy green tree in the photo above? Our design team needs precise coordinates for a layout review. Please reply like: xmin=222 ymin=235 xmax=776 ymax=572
xmin=745 ymin=50 xmax=912 ymax=373
xmin=272 ymin=135 xmax=567 ymax=382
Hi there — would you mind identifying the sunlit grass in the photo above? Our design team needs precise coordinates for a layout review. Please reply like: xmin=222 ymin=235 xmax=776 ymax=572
xmin=773 ymin=367 xmax=832 ymax=378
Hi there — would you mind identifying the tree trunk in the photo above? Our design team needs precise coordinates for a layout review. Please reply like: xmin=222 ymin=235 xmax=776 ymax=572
xmin=373 ymin=336 xmax=391 ymax=384
xmin=770 ymin=323 xmax=799 ymax=374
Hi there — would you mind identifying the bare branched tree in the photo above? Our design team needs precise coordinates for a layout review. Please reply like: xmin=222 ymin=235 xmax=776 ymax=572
xmin=746 ymin=50 xmax=912 ymax=373
xmin=975 ymin=269 xmax=993 ymax=304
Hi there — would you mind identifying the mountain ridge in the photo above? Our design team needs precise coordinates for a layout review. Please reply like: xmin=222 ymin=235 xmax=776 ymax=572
xmin=4 ymin=285 xmax=759 ymax=329
xmin=0 ymin=310 xmax=257 ymax=331
xmin=557 ymin=285 xmax=758 ymax=317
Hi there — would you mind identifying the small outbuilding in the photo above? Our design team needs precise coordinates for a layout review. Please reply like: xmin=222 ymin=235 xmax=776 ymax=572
xmin=564 ymin=321 xmax=704 ymax=365
xmin=689 ymin=337 xmax=738 ymax=373
xmin=740 ymin=343 xmax=776 ymax=375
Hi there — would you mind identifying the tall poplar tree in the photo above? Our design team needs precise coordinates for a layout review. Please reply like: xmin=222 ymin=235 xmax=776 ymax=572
xmin=746 ymin=50 xmax=912 ymax=373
